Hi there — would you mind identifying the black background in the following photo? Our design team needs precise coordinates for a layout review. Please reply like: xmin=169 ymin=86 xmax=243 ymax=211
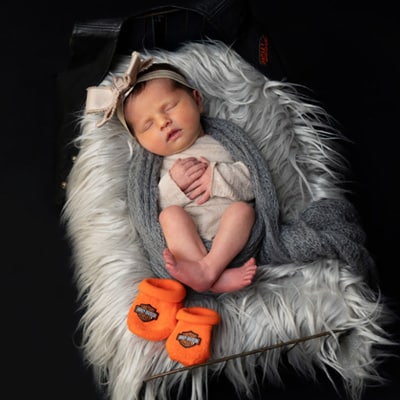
xmin=2 ymin=1 xmax=399 ymax=399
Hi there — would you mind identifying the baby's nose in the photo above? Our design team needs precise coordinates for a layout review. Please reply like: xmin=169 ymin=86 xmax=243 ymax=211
xmin=158 ymin=114 xmax=171 ymax=129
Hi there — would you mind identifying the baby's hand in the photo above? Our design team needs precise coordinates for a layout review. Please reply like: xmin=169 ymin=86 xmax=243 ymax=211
xmin=185 ymin=157 xmax=212 ymax=205
xmin=169 ymin=157 xmax=207 ymax=192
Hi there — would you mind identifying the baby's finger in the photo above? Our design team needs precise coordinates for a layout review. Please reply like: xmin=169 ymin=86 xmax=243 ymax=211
xmin=185 ymin=180 xmax=199 ymax=193
xmin=196 ymin=192 xmax=210 ymax=205
xmin=187 ymin=163 xmax=207 ymax=176
xmin=186 ymin=183 xmax=205 ymax=198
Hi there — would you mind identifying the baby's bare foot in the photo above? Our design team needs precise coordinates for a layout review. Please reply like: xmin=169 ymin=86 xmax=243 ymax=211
xmin=163 ymin=248 xmax=214 ymax=293
xmin=163 ymin=249 xmax=257 ymax=294
xmin=209 ymin=258 xmax=257 ymax=294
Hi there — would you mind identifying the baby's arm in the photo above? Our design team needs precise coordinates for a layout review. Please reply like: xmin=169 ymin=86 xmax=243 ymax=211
xmin=212 ymin=161 xmax=254 ymax=201
xmin=158 ymin=157 xmax=208 ymax=210
xmin=169 ymin=157 xmax=207 ymax=191
xmin=187 ymin=160 xmax=254 ymax=205
xmin=184 ymin=157 xmax=213 ymax=205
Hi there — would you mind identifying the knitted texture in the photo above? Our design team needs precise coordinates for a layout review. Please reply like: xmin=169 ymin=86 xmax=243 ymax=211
xmin=166 ymin=307 xmax=220 ymax=366
xmin=127 ymin=278 xmax=186 ymax=341
xmin=127 ymin=117 xmax=374 ymax=281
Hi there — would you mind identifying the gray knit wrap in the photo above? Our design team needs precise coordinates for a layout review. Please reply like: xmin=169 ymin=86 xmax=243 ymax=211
xmin=127 ymin=117 xmax=374 ymax=281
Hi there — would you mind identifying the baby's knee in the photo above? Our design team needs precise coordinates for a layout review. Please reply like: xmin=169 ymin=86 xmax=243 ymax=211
xmin=159 ymin=205 xmax=185 ymax=225
xmin=233 ymin=201 xmax=255 ymax=219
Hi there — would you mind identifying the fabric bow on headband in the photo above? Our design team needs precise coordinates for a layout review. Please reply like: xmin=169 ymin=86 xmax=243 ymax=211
xmin=85 ymin=51 xmax=153 ymax=128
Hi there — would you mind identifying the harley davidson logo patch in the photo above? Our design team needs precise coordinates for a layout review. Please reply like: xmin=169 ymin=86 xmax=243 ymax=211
xmin=176 ymin=330 xmax=201 ymax=348
xmin=134 ymin=303 xmax=159 ymax=322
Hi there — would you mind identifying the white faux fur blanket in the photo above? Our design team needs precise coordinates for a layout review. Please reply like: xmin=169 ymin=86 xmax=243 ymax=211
xmin=62 ymin=40 xmax=393 ymax=400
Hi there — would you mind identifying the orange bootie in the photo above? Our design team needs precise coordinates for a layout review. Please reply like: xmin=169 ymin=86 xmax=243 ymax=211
xmin=127 ymin=278 xmax=186 ymax=341
xmin=166 ymin=307 xmax=220 ymax=366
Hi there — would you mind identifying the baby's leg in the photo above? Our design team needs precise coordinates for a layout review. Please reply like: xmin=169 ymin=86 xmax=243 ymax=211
xmin=159 ymin=205 xmax=207 ymax=262
xmin=205 ymin=201 xmax=257 ymax=293
xmin=163 ymin=249 xmax=257 ymax=293
xmin=160 ymin=205 xmax=214 ymax=292
xmin=203 ymin=202 xmax=255 ymax=271
xmin=209 ymin=257 xmax=257 ymax=293
xmin=160 ymin=202 xmax=256 ymax=293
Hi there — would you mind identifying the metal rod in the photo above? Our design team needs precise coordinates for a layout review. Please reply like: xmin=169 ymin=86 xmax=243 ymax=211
xmin=143 ymin=328 xmax=346 ymax=382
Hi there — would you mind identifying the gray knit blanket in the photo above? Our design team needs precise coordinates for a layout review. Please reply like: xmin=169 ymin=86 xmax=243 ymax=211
xmin=127 ymin=116 xmax=374 ymax=281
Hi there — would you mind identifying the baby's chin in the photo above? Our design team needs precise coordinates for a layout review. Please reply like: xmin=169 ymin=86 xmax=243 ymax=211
xmin=165 ymin=135 xmax=204 ymax=156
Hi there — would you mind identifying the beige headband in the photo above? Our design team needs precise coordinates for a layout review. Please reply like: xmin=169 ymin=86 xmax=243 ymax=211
xmin=85 ymin=51 xmax=193 ymax=131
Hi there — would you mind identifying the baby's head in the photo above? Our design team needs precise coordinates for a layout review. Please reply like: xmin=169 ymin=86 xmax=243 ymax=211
xmin=125 ymin=63 xmax=193 ymax=99
xmin=121 ymin=63 xmax=204 ymax=156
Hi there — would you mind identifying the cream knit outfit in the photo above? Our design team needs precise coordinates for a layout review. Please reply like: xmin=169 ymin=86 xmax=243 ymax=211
xmin=158 ymin=134 xmax=254 ymax=240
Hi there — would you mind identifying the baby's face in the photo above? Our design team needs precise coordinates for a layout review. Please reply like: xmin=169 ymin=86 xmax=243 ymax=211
xmin=124 ymin=78 xmax=204 ymax=156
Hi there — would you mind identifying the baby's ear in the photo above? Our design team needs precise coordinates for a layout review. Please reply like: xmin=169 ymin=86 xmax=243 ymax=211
xmin=192 ymin=89 xmax=203 ymax=111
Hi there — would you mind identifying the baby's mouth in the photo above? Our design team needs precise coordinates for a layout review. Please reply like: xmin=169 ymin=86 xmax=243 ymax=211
xmin=166 ymin=129 xmax=181 ymax=142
